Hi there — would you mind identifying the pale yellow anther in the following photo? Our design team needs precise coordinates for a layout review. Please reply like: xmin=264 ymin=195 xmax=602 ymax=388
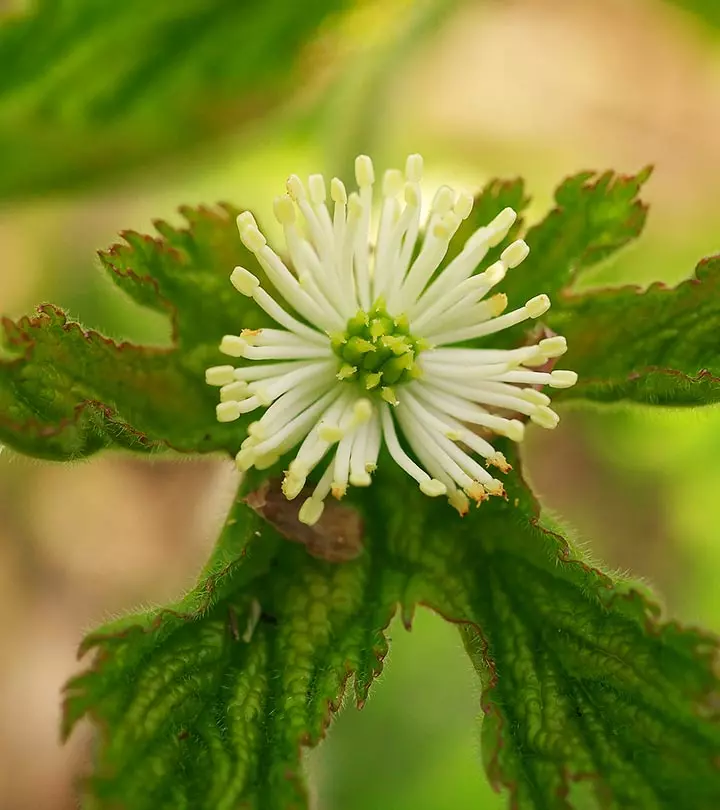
xmin=347 ymin=192 xmax=363 ymax=219
xmin=420 ymin=479 xmax=447 ymax=497
xmin=490 ymin=293 xmax=508 ymax=317
xmin=254 ymin=453 xmax=279 ymax=470
xmin=504 ymin=419 xmax=525 ymax=442
xmin=526 ymin=294 xmax=551 ymax=318
xmin=308 ymin=174 xmax=326 ymax=204
xmin=299 ymin=497 xmax=325 ymax=526
xmin=521 ymin=348 xmax=549 ymax=367
xmin=466 ymin=482 xmax=488 ymax=502
xmin=349 ymin=471 xmax=372 ymax=487
xmin=235 ymin=447 xmax=257 ymax=472
xmin=448 ymin=489 xmax=470 ymax=516
xmin=216 ymin=401 xmax=241 ymax=423
xmin=219 ymin=335 xmax=247 ymax=357
xmin=230 ymin=267 xmax=259 ymax=296
xmin=206 ymin=365 xmax=235 ymax=386
xmin=273 ymin=194 xmax=296 ymax=225
xmin=239 ymin=225 xmax=267 ymax=254
xmin=549 ymin=369 xmax=578 ymax=389
xmin=282 ymin=472 xmax=306 ymax=501
xmin=319 ymin=424 xmax=344 ymax=443
xmin=405 ymin=153 xmax=424 ymax=183
xmin=488 ymin=207 xmax=517 ymax=238
xmin=382 ymin=168 xmax=403 ymax=197
xmin=501 ymin=239 xmax=530 ymax=269
xmin=330 ymin=177 xmax=347 ymax=204
xmin=530 ymin=406 xmax=560 ymax=429
xmin=236 ymin=211 xmax=257 ymax=233
xmin=247 ymin=421 xmax=265 ymax=439
xmin=288 ymin=459 xmax=309 ymax=479
xmin=355 ymin=155 xmax=375 ymax=187
xmin=483 ymin=261 xmax=507 ymax=286
xmin=539 ymin=336 xmax=567 ymax=358
xmin=331 ymin=483 xmax=347 ymax=500
xmin=220 ymin=381 xmax=249 ymax=402
xmin=431 ymin=185 xmax=455 ymax=215
xmin=404 ymin=182 xmax=420 ymax=208
xmin=286 ymin=174 xmax=306 ymax=201
xmin=353 ymin=398 xmax=373 ymax=424
xmin=433 ymin=218 xmax=452 ymax=240
xmin=487 ymin=452 xmax=511 ymax=473
xmin=519 ymin=389 xmax=551 ymax=406
xmin=454 ymin=191 xmax=474 ymax=220
xmin=484 ymin=479 xmax=505 ymax=497
xmin=440 ymin=211 xmax=461 ymax=238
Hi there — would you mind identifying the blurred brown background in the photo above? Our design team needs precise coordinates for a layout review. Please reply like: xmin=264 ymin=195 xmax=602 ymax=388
xmin=1 ymin=0 xmax=719 ymax=808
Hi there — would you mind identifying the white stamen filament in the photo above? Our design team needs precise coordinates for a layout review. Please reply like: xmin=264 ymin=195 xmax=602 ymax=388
xmin=209 ymin=154 xmax=577 ymax=523
xmin=425 ymin=295 xmax=550 ymax=344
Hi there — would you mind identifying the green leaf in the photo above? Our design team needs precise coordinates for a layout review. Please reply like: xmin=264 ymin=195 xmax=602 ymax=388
xmin=66 ymin=456 xmax=720 ymax=809
xmin=63 ymin=483 xmax=401 ymax=810
xmin=431 ymin=460 xmax=720 ymax=810
xmin=369 ymin=455 xmax=720 ymax=808
xmin=0 ymin=205 xmax=268 ymax=459
xmin=0 ymin=0 xmax=347 ymax=199
xmin=485 ymin=169 xmax=717 ymax=408
xmin=550 ymin=254 xmax=720 ymax=406
xmin=504 ymin=169 xmax=650 ymax=307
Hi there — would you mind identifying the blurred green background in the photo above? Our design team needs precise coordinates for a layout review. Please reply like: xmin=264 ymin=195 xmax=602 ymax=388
xmin=0 ymin=0 xmax=719 ymax=808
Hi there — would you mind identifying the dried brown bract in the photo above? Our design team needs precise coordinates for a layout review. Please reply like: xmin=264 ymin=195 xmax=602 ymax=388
xmin=244 ymin=479 xmax=364 ymax=563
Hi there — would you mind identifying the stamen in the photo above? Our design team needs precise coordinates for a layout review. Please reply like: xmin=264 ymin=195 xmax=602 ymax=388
xmin=298 ymin=463 xmax=336 ymax=526
xmin=206 ymin=365 xmax=236 ymax=386
xmin=238 ymin=223 xmax=342 ymax=330
xmin=220 ymin=381 xmax=249 ymax=402
xmin=229 ymin=267 xmax=327 ymax=345
xmin=354 ymin=155 xmax=374 ymax=311
xmin=396 ymin=211 xmax=461 ymax=308
xmin=349 ymin=418 xmax=373 ymax=487
xmin=413 ymin=383 xmax=525 ymax=442
xmin=238 ymin=387 xmax=341 ymax=471
xmin=425 ymin=294 xmax=551 ymax=345
xmin=211 ymin=154 xmax=577 ymax=519
xmin=380 ymin=403 xmax=446 ymax=495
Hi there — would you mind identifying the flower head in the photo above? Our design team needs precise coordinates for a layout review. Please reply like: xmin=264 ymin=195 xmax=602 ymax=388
xmin=206 ymin=155 xmax=577 ymax=525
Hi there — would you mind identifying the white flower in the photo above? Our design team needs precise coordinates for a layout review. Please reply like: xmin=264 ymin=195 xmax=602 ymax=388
xmin=206 ymin=154 xmax=577 ymax=526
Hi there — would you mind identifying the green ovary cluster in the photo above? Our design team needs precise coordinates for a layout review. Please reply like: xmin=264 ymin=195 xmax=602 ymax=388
xmin=331 ymin=299 xmax=428 ymax=404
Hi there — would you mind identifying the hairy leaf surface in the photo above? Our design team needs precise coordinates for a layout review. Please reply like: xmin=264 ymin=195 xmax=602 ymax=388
xmin=65 ymin=459 xmax=720 ymax=809
xmin=0 ymin=206 xmax=269 ymax=458
xmin=513 ymin=169 xmax=651 ymax=304
xmin=64 ymin=484 xmax=401 ymax=809
xmin=551 ymin=255 xmax=720 ymax=406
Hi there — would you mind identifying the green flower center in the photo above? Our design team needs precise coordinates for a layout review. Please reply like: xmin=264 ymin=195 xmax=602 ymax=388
xmin=330 ymin=298 xmax=429 ymax=405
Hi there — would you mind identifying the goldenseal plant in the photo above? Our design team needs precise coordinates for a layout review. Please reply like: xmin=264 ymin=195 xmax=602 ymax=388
xmin=206 ymin=155 xmax=578 ymax=525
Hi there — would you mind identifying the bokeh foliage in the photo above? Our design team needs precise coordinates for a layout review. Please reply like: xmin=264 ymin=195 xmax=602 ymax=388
xmin=0 ymin=0 xmax=348 ymax=199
